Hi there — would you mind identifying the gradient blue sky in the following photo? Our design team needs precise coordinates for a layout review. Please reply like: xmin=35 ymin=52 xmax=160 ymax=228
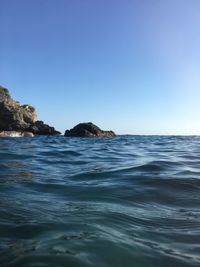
xmin=1 ymin=0 xmax=200 ymax=134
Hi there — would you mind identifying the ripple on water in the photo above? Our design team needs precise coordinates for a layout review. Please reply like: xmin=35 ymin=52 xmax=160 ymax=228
xmin=0 ymin=135 xmax=200 ymax=267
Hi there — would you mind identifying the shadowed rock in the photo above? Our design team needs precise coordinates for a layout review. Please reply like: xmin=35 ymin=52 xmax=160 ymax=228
xmin=0 ymin=85 xmax=60 ymax=135
xmin=64 ymin=122 xmax=116 ymax=137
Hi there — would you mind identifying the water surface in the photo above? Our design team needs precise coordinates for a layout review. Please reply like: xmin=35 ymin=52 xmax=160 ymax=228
xmin=0 ymin=135 xmax=200 ymax=267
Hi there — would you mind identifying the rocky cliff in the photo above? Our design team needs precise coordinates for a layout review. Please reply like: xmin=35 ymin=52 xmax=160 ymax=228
xmin=0 ymin=86 xmax=60 ymax=135
xmin=64 ymin=122 xmax=116 ymax=137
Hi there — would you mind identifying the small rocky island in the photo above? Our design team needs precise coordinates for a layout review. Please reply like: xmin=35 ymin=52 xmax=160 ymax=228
xmin=0 ymin=86 xmax=60 ymax=136
xmin=64 ymin=122 xmax=116 ymax=137
xmin=0 ymin=85 xmax=116 ymax=137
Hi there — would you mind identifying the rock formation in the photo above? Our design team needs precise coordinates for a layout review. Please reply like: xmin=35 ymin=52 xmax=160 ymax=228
xmin=64 ymin=122 xmax=116 ymax=137
xmin=0 ymin=131 xmax=34 ymax=137
xmin=0 ymin=85 xmax=60 ymax=135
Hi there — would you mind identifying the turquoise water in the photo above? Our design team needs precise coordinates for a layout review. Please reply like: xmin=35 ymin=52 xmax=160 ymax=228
xmin=0 ymin=135 xmax=200 ymax=267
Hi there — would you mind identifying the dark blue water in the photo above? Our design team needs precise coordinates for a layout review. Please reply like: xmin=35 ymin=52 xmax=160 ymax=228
xmin=0 ymin=135 xmax=200 ymax=267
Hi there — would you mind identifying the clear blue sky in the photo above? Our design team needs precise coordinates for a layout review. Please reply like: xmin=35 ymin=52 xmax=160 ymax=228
xmin=1 ymin=0 xmax=200 ymax=135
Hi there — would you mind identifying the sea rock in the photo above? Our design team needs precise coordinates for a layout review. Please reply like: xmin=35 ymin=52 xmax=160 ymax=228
xmin=27 ymin=120 xmax=60 ymax=135
xmin=0 ymin=131 xmax=34 ymax=137
xmin=0 ymin=85 xmax=60 ymax=135
xmin=64 ymin=122 xmax=116 ymax=137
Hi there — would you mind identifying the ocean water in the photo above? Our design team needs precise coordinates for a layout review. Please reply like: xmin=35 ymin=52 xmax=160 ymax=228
xmin=0 ymin=135 xmax=200 ymax=267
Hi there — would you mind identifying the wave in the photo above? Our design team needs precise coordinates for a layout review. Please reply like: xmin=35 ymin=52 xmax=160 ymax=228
xmin=1 ymin=135 xmax=200 ymax=267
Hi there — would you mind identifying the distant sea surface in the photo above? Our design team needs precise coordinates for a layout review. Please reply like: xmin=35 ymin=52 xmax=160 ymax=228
xmin=0 ymin=135 xmax=200 ymax=267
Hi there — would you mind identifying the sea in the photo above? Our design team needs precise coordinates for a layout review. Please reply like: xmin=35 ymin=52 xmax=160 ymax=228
xmin=0 ymin=135 xmax=200 ymax=267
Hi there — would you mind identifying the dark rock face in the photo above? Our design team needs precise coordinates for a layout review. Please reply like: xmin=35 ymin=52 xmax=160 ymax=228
xmin=64 ymin=122 xmax=116 ymax=137
xmin=0 ymin=85 xmax=60 ymax=135
xmin=27 ymin=121 xmax=60 ymax=135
